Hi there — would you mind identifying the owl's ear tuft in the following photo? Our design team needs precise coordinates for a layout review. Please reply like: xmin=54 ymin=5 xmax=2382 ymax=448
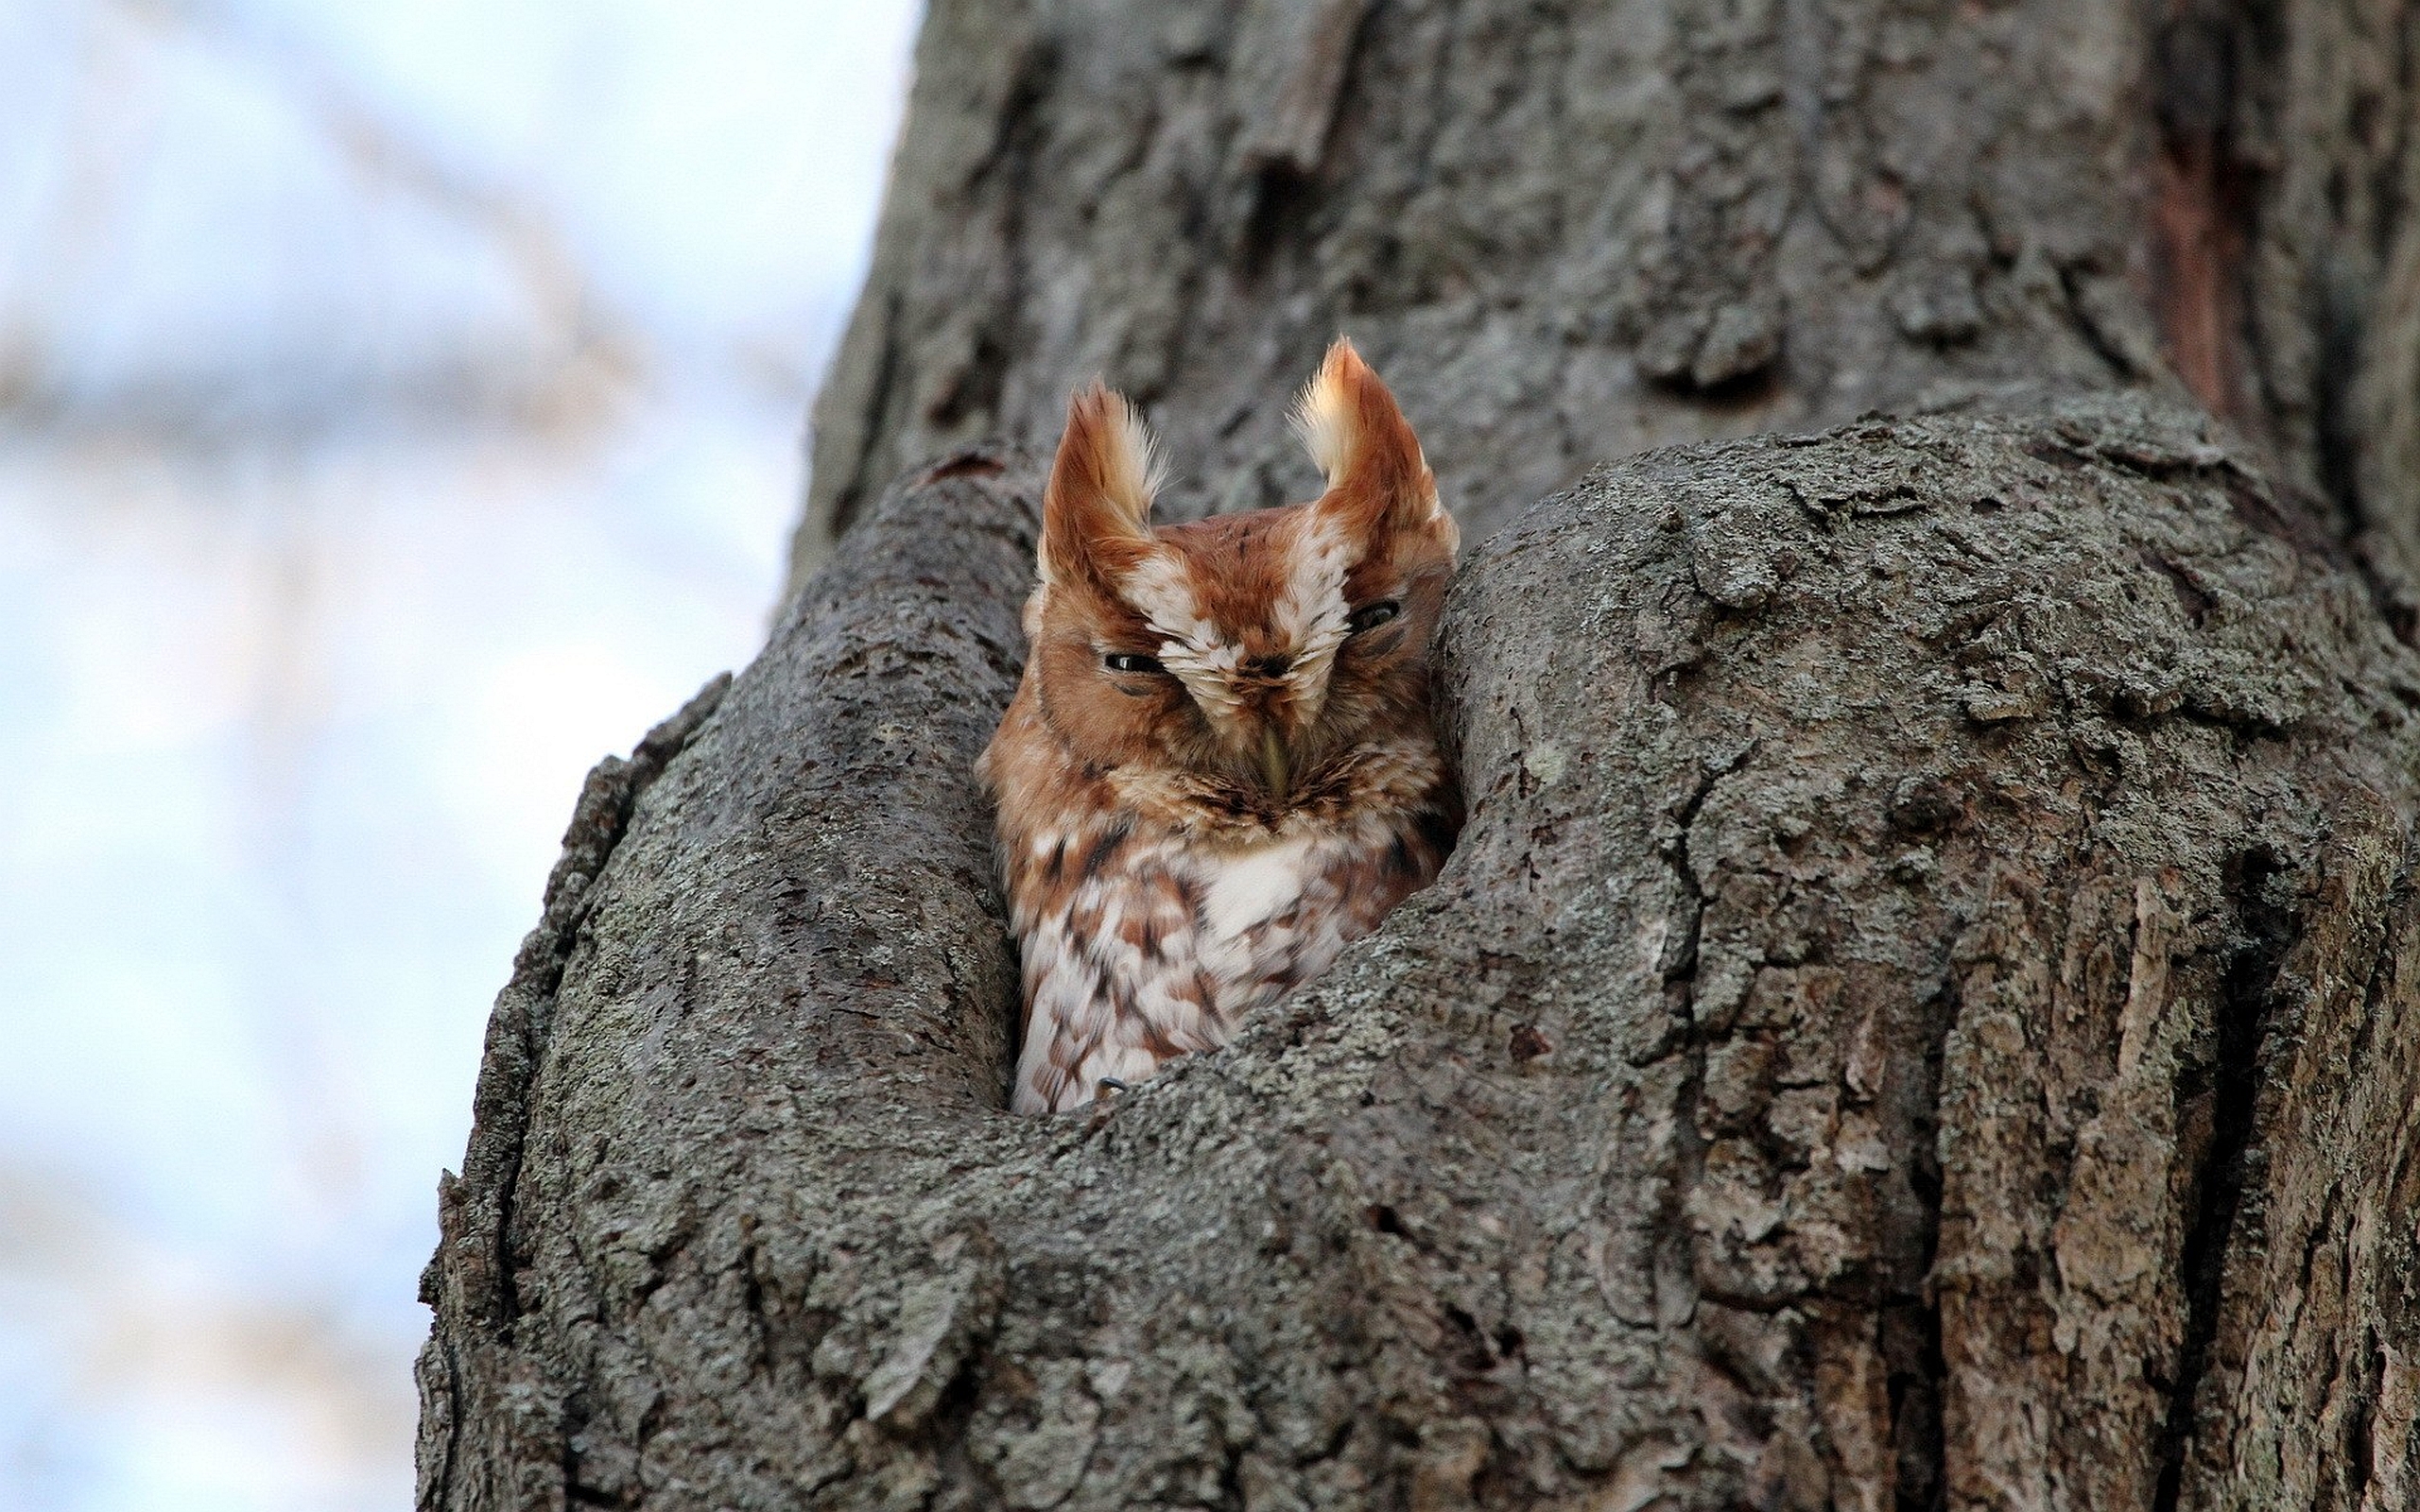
xmin=1292 ymin=338 xmax=1454 ymax=552
xmin=1041 ymin=382 xmax=1165 ymax=587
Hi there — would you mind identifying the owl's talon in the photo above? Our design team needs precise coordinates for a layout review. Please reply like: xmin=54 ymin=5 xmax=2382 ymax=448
xmin=1098 ymin=1076 xmax=1131 ymax=1095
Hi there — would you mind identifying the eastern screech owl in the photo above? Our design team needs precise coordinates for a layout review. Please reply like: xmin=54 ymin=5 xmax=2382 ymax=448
xmin=979 ymin=339 xmax=1461 ymax=1114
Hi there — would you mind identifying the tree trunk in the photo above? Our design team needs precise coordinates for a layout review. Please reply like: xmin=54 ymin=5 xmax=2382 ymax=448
xmin=421 ymin=2 xmax=2420 ymax=1509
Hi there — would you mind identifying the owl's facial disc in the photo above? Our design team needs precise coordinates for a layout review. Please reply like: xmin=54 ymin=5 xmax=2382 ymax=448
xmin=1110 ymin=535 xmax=1350 ymax=799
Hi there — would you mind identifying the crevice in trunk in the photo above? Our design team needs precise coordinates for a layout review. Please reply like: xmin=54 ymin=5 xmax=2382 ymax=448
xmin=1892 ymin=980 xmax=1952 ymax=1512
xmin=2152 ymin=842 xmax=2297 ymax=1512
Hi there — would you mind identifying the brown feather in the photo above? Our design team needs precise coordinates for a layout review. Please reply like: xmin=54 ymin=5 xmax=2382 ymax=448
xmin=981 ymin=344 xmax=1461 ymax=1113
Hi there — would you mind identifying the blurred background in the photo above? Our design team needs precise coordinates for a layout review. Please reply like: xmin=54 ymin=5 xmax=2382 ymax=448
xmin=0 ymin=2 xmax=921 ymax=1506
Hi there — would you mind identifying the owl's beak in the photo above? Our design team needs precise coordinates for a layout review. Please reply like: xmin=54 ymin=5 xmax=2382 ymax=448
xmin=1256 ymin=726 xmax=1292 ymax=802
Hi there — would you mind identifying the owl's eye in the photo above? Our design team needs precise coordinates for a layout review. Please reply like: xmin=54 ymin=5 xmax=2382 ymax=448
xmin=1103 ymin=651 xmax=1165 ymax=676
xmin=1346 ymin=600 xmax=1402 ymax=634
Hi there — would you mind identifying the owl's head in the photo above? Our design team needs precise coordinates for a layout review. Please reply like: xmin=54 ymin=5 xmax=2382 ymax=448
xmin=1023 ymin=339 xmax=1458 ymax=812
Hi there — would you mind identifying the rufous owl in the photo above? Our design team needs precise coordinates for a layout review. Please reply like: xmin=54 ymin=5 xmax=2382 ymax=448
xmin=979 ymin=339 xmax=1461 ymax=1114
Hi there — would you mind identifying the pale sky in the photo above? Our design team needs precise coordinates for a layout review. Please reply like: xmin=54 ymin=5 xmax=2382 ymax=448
xmin=0 ymin=4 xmax=923 ymax=1507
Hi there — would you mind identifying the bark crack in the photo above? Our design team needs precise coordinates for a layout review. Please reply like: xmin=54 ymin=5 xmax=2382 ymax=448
xmin=1893 ymin=975 xmax=1952 ymax=1512
xmin=2152 ymin=842 xmax=2297 ymax=1512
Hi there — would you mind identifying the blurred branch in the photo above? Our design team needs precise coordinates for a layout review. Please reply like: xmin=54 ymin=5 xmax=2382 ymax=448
xmin=1 ymin=0 xmax=651 ymax=445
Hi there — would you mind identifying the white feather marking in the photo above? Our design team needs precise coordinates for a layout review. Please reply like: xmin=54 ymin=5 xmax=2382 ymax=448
xmin=1291 ymin=362 xmax=1354 ymax=486
xmin=1120 ymin=552 xmax=1204 ymax=640
xmin=1200 ymin=836 xmax=1320 ymax=941
xmin=1121 ymin=551 xmax=1254 ymax=737
xmin=1271 ymin=511 xmax=1354 ymax=723
xmin=1100 ymin=395 xmax=1168 ymax=526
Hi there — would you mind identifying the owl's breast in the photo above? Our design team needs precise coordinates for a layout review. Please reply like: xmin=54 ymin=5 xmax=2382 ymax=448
xmin=1195 ymin=834 xmax=1324 ymax=942
xmin=1178 ymin=820 xmax=1417 ymax=1009
xmin=1002 ymin=799 xmax=1449 ymax=1112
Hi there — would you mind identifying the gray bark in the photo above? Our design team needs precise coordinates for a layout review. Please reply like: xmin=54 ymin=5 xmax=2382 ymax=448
xmin=793 ymin=0 xmax=2419 ymax=584
xmin=422 ymin=1 xmax=2420 ymax=1509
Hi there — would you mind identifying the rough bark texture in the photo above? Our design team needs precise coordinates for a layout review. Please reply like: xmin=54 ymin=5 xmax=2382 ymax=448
xmin=422 ymin=0 xmax=2420 ymax=1508
xmin=421 ymin=400 xmax=2420 ymax=1509
xmin=793 ymin=0 xmax=2420 ymax=584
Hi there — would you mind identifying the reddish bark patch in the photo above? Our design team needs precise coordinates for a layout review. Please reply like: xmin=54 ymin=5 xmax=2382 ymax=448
xmin=2149 ymin=6 xmax=2257 ymax=424
xmin=2151 ymin=138 xmax=2252 ymax=423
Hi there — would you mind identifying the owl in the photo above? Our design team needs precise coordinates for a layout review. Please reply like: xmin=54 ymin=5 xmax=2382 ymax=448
xmin=978 ymin=339 xmax=1461 ymax=1114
